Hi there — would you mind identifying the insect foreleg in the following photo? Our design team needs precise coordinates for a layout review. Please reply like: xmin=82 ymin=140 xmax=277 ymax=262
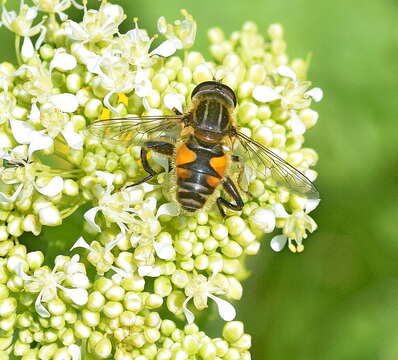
xmin=216 ymin=176 xmax=244 ymax=217
xmin=126 ymin=141 xmax=175 ymax=188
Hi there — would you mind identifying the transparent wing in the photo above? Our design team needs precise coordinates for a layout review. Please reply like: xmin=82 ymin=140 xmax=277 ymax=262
xmin=87 ymin=115 xmax=184 ymax=146
xmin=234 ymin=131 xmax=319 ymax=199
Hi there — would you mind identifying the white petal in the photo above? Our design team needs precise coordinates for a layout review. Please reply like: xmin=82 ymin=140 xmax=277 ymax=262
xmin=26 ymin=7 xmax=38 ymax=21
xmin=141 ymin=183 xmax=156 ymax=193
xmin=138 ymin=265 xmax=161 ymax=277
xmin=70 ymin=236 xmax=92 ymax=251
xmin=151 ymin=39 xmax=181 ymax=57
xmin=111 ymin=265 xmax=130 ymax=278
xmin=35 ymin=294 xmax=50 ymax=318
xmin=35 ymin=25 xmax=47 ymax=50
xmin=71 ymin=273 xmax=89 ymax=288
xmin=208 ymin=294 xmax=236 ymax=321
xmin=272 ymin=203 xmax=289 ymax=218
xmin=153 ymin=242 xmax=175 ymax=260
xmin=156 ymin=202 xmax=180 ymax=218
xmin=61 ymin=127 xmax=83 ymax=150
xmin=163 ymin=93 xmax=185 ymax=113
xmin=72 ymin=43 xmax=103 ymax=75
xmin=126 ymin=28 xmax=150 ymax=42
xmin=10 ymin=119 xmax=36 ymax=144
xmin=157 ymin=16 xmax=167 ymax=34
xmin=143 ymin=197 xmax=157 ymax=214
xmin=183 ymin=296 xmax=195 ymax=324
xmin=21 ymin=37 xmax=34 ymax=59
xmin=28 ymin=102 xmax=40 ymax=122
xmin=12 ymin=145 xmax=28 ymax=159
xmin=28 ymin=133 xmax=53 ymax=156
xmin=63 ymin=287 xmax=88 ymax=306
xmin=83 ymin=207 xmax=101 ymax=233
xmin=304 ymin=198 xmax=320 ymax=213
xmin=105 ymin=236 xmax=121 ymax=252
xmin=0 ymin=184 xmax=23 ymax=203
xmin=103 ymin=91 xmax=118 ymax=113
xmin=51 ymin=52 xmax=77 ymax=71
xmin=211 ymin=258 xmax=223 ymax=274
xmin=306 ymin=87 xmax=323 ymax=102
xmin=250 ymin=208 xmax=276 ymax=233
xmin=68 ymin=344 xmax=81 ymax=360
xmin=51 ymin=93 xmax=79 ymax=113
xmin=135 ymin=69 xmax=152 ymax=97
xmin=35 ymin=176 xmax=63 ymax=197
xmin=64 ymin=20 xmax=88 ymax=41
xmin=288 ymin=113 xmax=306 ymax=135
xmin=276 ymin=65 xmax=297 ymax=80
xmin=15 ymin=262 xmax=32 ymax=281
xmin=252 ymin=85 xmax=281 ymax=103
xmin=270 ymin=234 xmax=288 ymax=252
xmin=95 ymin=171 xmax=115 ymax=193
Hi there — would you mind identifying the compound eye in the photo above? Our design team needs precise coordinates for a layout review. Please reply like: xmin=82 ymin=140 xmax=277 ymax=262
xmin=191 ymin=81 xmax=237 ymax=107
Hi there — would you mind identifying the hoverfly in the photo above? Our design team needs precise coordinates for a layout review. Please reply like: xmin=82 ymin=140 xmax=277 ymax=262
xmin=89 ymin=81 xmax=319 ymax=216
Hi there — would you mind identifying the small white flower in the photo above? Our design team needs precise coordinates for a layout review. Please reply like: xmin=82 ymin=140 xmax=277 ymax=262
xmin=183 ymin=272 xmax=236 ymax=324
xmin=32 ymin=0 xmax=83 ymax=21
xmin=10 ymin=119 xmax=53 ymax=156
xmin=1 ymin=1 xmax=44 ymax=37
xmin=71 ymin=236 xmax=130 ymax=277
xmin=157 ymin=10 xmax=196 ymax=51
xmin=64 ymin=2 xmax=125 ymax=43
xmin=25 ymin=255 xmax=89 ymax=317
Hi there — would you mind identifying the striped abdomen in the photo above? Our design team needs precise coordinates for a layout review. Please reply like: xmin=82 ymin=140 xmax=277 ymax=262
xmin=175 ymin=140 xmax=228 ymax=212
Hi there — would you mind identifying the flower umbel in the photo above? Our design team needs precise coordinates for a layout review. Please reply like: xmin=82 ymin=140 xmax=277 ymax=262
xmin=0 ymin=3 xmax=321 ymax=359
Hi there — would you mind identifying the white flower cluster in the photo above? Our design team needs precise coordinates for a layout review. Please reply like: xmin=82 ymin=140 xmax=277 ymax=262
xmin=0 ymin=1 xmax=321 ymax=358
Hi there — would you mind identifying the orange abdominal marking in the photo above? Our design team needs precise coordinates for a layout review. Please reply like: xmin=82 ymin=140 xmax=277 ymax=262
xmin=206 ymin=175 xmax=221 ymax=188
xmin=177 ymin=167 xmax=192 ymax=180
xmin=209 ymin=154 xmax=227 ymax=178
xmin=176 ymin=144 xmax=197 ymax=166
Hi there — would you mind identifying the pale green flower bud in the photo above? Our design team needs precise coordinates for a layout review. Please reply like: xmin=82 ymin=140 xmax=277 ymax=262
xmin=74 ymin=320 xmax=91 ymax=339
xmin=154 ymin=276 xmax=172 ymax=297
xmin=222 ymin=241 xmax=243 ymax=258
xmin=37 ymin=204 xmax=62 ymax=226
xmin=14 ymin=341 xmax=30 ymax=356
xmin=199 ymin=342 xmax=217 ymax=360
xmin=103 ymin=301 xmax=123 ymax=318
xmin=39 ymin=343 xmax=58 ymax=359
xmin=0 ymin=297 xmax=17 ymax=317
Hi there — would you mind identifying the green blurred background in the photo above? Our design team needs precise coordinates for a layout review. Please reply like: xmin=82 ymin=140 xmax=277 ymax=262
xmin=3 ymin=0 xmax=398 ymax=359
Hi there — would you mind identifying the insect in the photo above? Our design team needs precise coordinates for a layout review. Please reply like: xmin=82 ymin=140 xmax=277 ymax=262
xmin=89 ymin=81 xmax=319 ymax=216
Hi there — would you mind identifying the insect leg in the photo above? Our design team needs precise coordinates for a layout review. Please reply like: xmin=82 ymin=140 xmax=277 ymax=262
xmin=216 ymin=176 xmax=244 ymax=217
xmin=231 ymin=155 xmax=251 ymax=196
xmin=127 ymin=141 xmax=175 ymax=187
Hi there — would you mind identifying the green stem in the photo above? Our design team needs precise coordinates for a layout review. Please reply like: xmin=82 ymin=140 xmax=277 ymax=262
xmin=15 ymin=35 xmax=22 ymax=65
